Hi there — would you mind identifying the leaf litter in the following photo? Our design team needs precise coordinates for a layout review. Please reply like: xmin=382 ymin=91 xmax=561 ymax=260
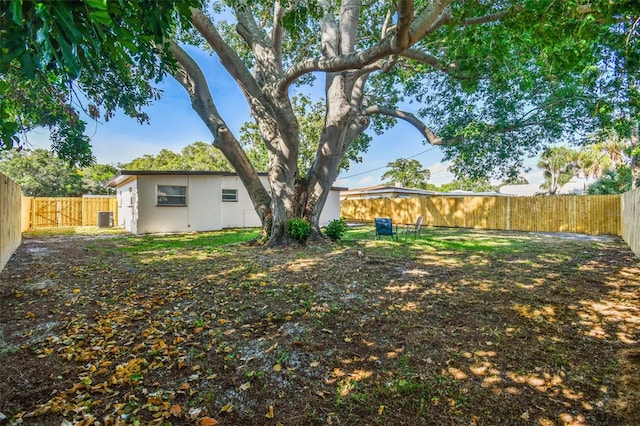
xmin=0 ymin=228 xmax=639 ymax=425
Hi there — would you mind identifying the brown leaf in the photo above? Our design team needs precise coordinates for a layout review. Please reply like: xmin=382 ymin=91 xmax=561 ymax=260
xmin=170 ymin=404 xmax=181 ymax=416
xmin=198 ymin=417 xmax=219 ymax=426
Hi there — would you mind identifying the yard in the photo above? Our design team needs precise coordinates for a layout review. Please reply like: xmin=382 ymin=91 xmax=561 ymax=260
xmin=0 ymin=226 xmax=639 ymax=425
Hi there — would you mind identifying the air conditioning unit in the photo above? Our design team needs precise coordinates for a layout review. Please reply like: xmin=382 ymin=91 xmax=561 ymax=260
xmin=97 ymin=212 xmax=114 ymax=228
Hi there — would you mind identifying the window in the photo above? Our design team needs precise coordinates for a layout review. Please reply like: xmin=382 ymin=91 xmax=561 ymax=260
xmin=222 ymin=189 xmax=238 ymax=202
xmin=157 ymin=185 xmax=187 ymax=206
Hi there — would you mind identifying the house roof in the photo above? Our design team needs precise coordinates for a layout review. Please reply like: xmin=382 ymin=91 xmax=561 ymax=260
xmin=106 ymin=170 xmax=347 ymax=191
xmin=499 ymin=179 xmax=587 ymax=196
xmin=341 ymin=185 xmax=437 ymax=198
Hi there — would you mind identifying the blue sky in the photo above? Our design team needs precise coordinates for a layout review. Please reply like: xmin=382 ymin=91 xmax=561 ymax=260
xmin=27 ymin=47 xmax=546 ymax=188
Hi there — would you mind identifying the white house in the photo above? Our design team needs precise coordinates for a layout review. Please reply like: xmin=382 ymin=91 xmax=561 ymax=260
xmin=340 ymin=185 xmax=437 ymax=200
xmin=499 ymin=178 xmax=588 ymax=196
xmin=106 ymin=171 xmax=344 ymax=234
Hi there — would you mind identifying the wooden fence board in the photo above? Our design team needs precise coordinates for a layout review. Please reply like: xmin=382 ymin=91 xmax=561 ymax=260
xmin=24 ymin=197 xmax=117 ymax=229
xmin=341 ymin=195 xmax=622 ymax=236
xmin=622 ymin=188 xmax=640 ymax=258
xmin=1 ymin=173 xmax=22 ymax=271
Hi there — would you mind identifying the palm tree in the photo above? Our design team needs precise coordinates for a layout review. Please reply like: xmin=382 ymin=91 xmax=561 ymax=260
xmin=537 ymin=147 xmax=578 ymax=194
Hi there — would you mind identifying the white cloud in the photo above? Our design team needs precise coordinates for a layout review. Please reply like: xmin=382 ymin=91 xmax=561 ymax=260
xmin=427 ymin=161 xmax=455 ymax=185
xmin=356 ymin=175 xmax=375 ymax=185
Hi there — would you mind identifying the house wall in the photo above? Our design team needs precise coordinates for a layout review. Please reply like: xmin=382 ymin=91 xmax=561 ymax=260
xmin=134 ymin=175 xmax=220 ymax=234
xmin=219 ymin=175 xmax=265 ymax=228
xmin=320 ymin=189 xmax=341 ymax=226
xmin=114 ymin=173 xmax=341 ymax=234
xmin=116 ymin=179 xmax=138 ymax=233
xmin=131 ymin=174 xmax=262 ymax=234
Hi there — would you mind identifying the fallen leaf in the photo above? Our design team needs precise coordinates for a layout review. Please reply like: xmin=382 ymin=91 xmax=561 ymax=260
xmin=378 ymin=405 xmax=385 ymax=415
xmin=265 ymin=405 xmax=275 ymax=418
xmin=26 ymin=311 xmax=36 ymax=319
xmin=188 ymin=407 xmax=202 ymax=420
xmin=179 ymin=383 xmax=190 ymax=390
xmin=273 ymin=364 xmax=282 ymax=372
xmin=170 ymin=404 xmax=181 ymax=416
xmin=239 ymin=382 xmax=251 ymax=391
xmin=219 ymin=404 xmax=235 ymax=413
xmin=310 ymin=361 xmax=320 ymax=368
xmin=197 ymin=416 xmax=218 ymax=425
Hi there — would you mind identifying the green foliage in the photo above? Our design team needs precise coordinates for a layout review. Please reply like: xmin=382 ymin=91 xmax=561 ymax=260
xmin=437 ymin=178 xmax=498 ymax=193
xmin=323 ymin=218 xmax=348 ymax=242
xmin=120 ymin=141 xmax=234 ymax=171
xmin=0 ymin=0 xmax=200 ymax=163
xmin=80 ymin=163 xmax=118 ymax=194
xmin=0 ymin=148 xmax=84 ymax=196
xmin=287 ymin=218 xmax=312 ymax=243
xmin=537 ymin=146 xmax=579 ymax=194
xmin=586 ymin=166 xmax=637 ymax=194
xmin=381 ymin=158 xmax=431 ymax=189
xmin=0 ymin=148 xmax=116 ymax=196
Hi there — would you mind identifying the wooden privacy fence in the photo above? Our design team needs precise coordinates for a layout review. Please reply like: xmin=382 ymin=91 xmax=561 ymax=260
xmin=621 ymin=188 xmax=640 ymax=257
xmin=341 ymin=195 xmax=621 ymax=236
xmin=22 ymin=196 xmax=118 ymax=230
xmin=1 ymin=173 xmax=23 ymax=271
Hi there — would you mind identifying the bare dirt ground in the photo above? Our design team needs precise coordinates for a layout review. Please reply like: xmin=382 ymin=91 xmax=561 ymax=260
xmin=0 ymin=228 xmax=639 ymax=425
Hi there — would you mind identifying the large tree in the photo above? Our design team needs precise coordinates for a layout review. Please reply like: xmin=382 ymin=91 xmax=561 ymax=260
xmin=0 ymin=148 xmax=84 ymax=196
xmin=4 ymin=1 xmax=640 ymax=244
xmin=538 ymin=146 xmax=579 ymax=195
xmin=381 ymin=158 xmax=431 ymax=189
xmin=121 ymin=141 xmax=234 ymax=171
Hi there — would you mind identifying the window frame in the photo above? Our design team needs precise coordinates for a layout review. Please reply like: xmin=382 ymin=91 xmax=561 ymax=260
xmin=221 ymin=188 xmax=238 ymax=202
xmin=156 ymin=185 xmax=188 ymax=207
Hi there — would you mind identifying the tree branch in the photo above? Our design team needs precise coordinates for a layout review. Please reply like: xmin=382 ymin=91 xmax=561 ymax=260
xmin=168 ymin=40 xmax=226 ymax=138
xmin=363 ymin=105 xmax=444 ymax=145
xmin=189 ymin=7 xmax=264 ymax=103
xmin=449 ymin=6 xmax=523 ymax=27
xmin=277 ymin=0 xmax=454 ymax=96
xmin=400 ymin=48 xmax=457 ymax=73
xmin=272 ymin=1 xmax=285 ymax=66
xmin=168 ymin=39 xmax=272 ymax=221
xmin=395 ymin=0 xmax=414 ymax=50
xmin=340 ymin=0 xmax=362 ymax=55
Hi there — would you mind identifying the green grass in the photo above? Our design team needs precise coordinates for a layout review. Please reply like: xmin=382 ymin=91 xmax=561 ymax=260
xmin=115 ymin=228 xmax=260 ymax=253
xmin=343 ymin=225 xmax=537 ymax=254
xmin=23 ymin=226 xmax=126 ymax=238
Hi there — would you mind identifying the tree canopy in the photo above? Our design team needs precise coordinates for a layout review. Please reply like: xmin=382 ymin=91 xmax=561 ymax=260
xmin=3 ymin=1 xmax=640 ymax=243
xmin=0 ymin=148 xmax=117 ymax=196
xmin=0 ymin=0 xmax=200 ymax=165
xmin=120 ymin=141 xmax=234 ymax=171
xmin=381 ymin=158 xmax=431 ymax=189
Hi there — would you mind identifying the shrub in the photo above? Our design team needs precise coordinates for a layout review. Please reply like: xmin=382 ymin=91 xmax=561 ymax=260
xmin=324 ymin=217 xmax=348 ymax=241
xmin=287 ymin=218 xmax=312 ymax=243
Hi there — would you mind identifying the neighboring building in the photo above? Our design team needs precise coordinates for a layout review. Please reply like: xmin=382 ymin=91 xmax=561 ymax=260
xmin=106 ymin=171 xmax=343 ymax=234
xmin=341 ymin=185 xmax=437 ymax=200
xmin=340 ymin=185 xmax=505 ymax=200
xmin=499 ymin=178 xmax=588 ymax=196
